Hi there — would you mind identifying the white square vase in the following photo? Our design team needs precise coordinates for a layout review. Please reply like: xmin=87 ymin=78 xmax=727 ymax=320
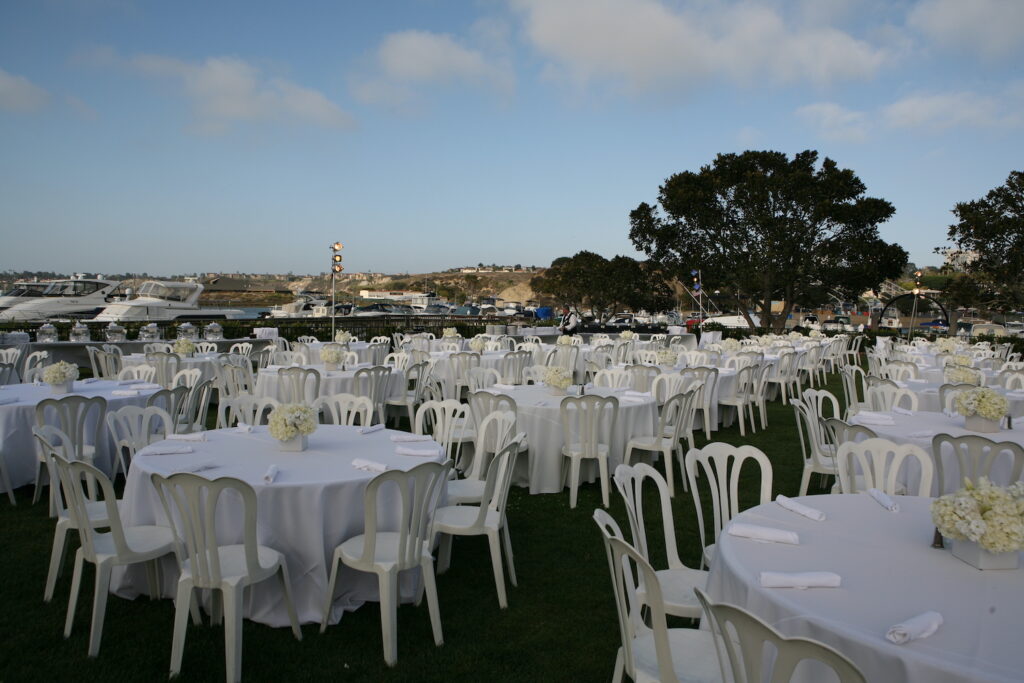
xmin=278 ymin=434 xmax=308 ymax=452
xmin=952 ymin=540 xmax=1020 ymax=570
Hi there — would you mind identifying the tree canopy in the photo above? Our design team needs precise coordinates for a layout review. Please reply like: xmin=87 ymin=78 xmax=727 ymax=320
xmin=944 ymin=170 xmax=1024 ymax=312
xmin=628 ymin=150 xmax=907 ymax=331
xmin=530 ymin=251 xmax=674 ymax=321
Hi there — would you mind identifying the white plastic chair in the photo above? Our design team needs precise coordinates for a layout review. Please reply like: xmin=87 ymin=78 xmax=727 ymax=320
xmin=314 ymin=392 xmax=373 ymax=426
xmin=228 ymin=342 xmax=252 ymax=357
xmin=685 ymin=443 xmax=773 ymax=568
xmin=433 ymin=437 xmax=523 ymax=608
xmin=54 ymin=455 xmax=175 ymax=658
xmin=384 ymin=361 xmax=431 ymax=429
xmin=220 ymin=395 xmax=280 ymax=428
xmin=142 ymin=342 xmax=173 ymax=354
xmin=448 ymin=410 xmax=516 ymax=504
xmin=467 ymin=366 xmax=501 ymax=392
xmin=694 ymin=588 xmax=866 ymax=683
xmin=354 ymin=365 xmax=392 ymax=425
xmin=171 ymin=368 xmax=201 ymax=388
xmin=626 ymin=364 xmax=660 ymax=393
xmin=319 ymin=460 xmax=450 ymax=666
xmin=613 ymin=463 xmax=708 ymax=620
xmin=270 ymin=350 xmax=303 ymax=366
xmin=195 ymin=341 xmax=217 ymax=354
xmin=835 ymin=437 xmax=933 ymax=496
xmin=178 ymin=379 xmax=214 ymax=433
xmin=34 ymin=395 xmax=106 ymax=505
xmin=931 ymin=433 xmax=1024 ymax=495
xmin=593 ymin=510 xmax=722 ymax=683
xmin=277 ymin=366 xmax=321 ymax=404
xmin=105 ymin=405 xmax=174 ymax=479
xmin=297 ymin=335 xmax=318 ymax=344
xmin=145 ymin=351 xmax=181 ymax=388
xmin=718 ymin=364 xmax=757 ymax=437
xmin=150 ymin=472 xmax=302 ymax=682
xmin=500 ymin=350 xmax=532 ymax=385
xmin=594 ymin=368 xmax=632 ymax=389
xmin=560 ymin=395 xmax=618 ymax=508
xmin=118 ymin=364 xmax=156 ymax=383
xmin=414 ymin=399 xmax=470 ymax=463
xmin=22 ymin=349 xmax=50 ymax=382
xmin=681 ymin=366 xmax=719 ymax=440
xmin=624 ymin=392 xmax=692 ymax=496
xmin=865 ymin=383 xmax=918 ymax=412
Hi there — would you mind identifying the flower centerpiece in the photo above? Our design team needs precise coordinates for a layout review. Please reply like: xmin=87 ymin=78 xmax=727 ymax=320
xmin=935 ymin=337 xmax=960 ymax=354
xmin=656 ymin=349 xmax=678 ymax=366
xmin=955 ymin=386 xmax=1008 ymax=432
xmin=945 ymin=365 xmax=982 ymax=387
xmin=931 ymin=478 xmax=1024 ymax=569
xmin=556 ymin=335 xmax=573 ymax=346
xmin=619 ymin=330 xmax=636 ymax=340
xmin=705 ymin=343 xmax=723 ymax=353
xmin=267 ymin=403 xmax=317 ymax=452
xmin=721 ymin=338 xmax=742 ymax=352
xmin=949 ymin=354 xmax=973 ymax=367
xmin=442 ymin=327 xmax=459 ymax=338
xmin=788 ymin=331 xmax=804 ymax=340
xmin=43 ymin=361 xmax=79 ymax=394
xmin=173 ymin=338 xmax=196 ymax=356
xmin=808 ymin=329 xmax=823 ymax=338
xmin=334 ymin=330 xmax=352 ymax=344
xmin=320 ymin=346 xmax=344 ymax=371
xmin=468 ymin=337 xmax=487 ymax=353
xmin=542 ymin=366 xmax=572 ymax=394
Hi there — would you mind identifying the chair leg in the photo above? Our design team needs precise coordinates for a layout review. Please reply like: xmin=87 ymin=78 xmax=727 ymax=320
xmin=278 ymin=565 xmax=302 ymax=640
xmin=87 ymin=561 xmax=112 ymax=657
xmin=567 ymin=456 xmax=581 ymax=509
xmin=436 ymin=534 xmax=453 ymax=574
xmin=597 ymin=455 xmax=610 ymax=508
xmin=419 ymin=557 xmax=443 ymax=647
xmin=320 ymin=555 xmax=341 ymax=633
xmin=661 ymin=447 xmax=675 ymax=497
xmin=487 ymin=529 xmax=508 ymax=608
xmin=612 ymin=647 xmax=625 ymax=683
xmin=378 ymin=569 xmax=400 ymax=667
xmin=44 ymin=520 xmax=70 ymax=602
xmin=798 ymin=466 xmax=812 ymax=497
xmin=170 ymin=581 xmax=193 ymax=678
xmin=64 ymin=550 xmax=85 ymax=638
xmin=223 ymin=585 xmax=244 ymax=683
xmin=501 ymin=522 xmax=517 ymax=587
xmin=736 ymin=405 xmax=745 ymax=436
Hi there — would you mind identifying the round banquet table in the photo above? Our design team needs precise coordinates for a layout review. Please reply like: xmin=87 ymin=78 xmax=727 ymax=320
xmin=112 ymin=425 xmax=446 ymax=627
xmin=299 ymin=341 xmax=372 ymax=365
xmin=479 ymin=384 xmax=658 ymax=494
xmin=0 ymin=379 xmax=160 ymax=491
xmin=254 ymin=365 xmax=405 ymax=403
xmin=888 ymin=379 xmax=1024 ymax=417
xmin=121 ymin=351 xmax=222 ymax=385
xmin=705 ymin=494 xmax=1024 ymax=683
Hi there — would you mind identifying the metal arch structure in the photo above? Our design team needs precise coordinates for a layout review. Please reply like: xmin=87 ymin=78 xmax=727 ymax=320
xmin=878 ymin=293 xmax=950 ymax=332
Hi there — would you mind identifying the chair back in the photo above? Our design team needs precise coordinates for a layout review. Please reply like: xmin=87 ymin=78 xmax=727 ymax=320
xmin=836 ymin=437 xmax=933 ymax=496
xmin=228 ymin=342 xmax=252 ymax=357
xmin=500 ymin=350 xmax=532 ymax=385
xmin=297 ymin=335 xmax=318 ymax=344
xmin=559 ymin=395 xmax=618 ymax=460
xmin=118 ymin=364 xmax=156 ymax=383
xmin=625 ymin=364 xmax=660 ymax=392
xmin=468 ymin=390 xmax=516 ymax=428
xmin=353 ymin=365 xmax=392 ymax=423
xmin=465 ymin=410 xmax=516 ymax=480
xmin=106 ymin=405 xmax=173 ymax=462
xmin=351 ymin=460 xmax=451 ymax=571
xmin=884 ymin=360 xmax=920 ymax=381
xmin=694 ymin=588 xmax=866 ymax=683
xmin=938 ymin=383 xmax=974 ymax=413
xmin=33 ymin=425 xmax=77 ymax=517
xmin=613 ymin=463 xmax=686 ymax=570
xmin=179 ymin=378 xmax=214 ymax=432
xmin=684 ymin=443 xmax=773 ymax=556
xmin=840 ymin=365 xmax=868 ymax=415
xmin=383 ymin=352 xmax=410 ymax=371
xmin=651 ymin=372 xmax=689 ymax=405
xmin=467 ymin=367 xmax=501 ymax=392
xmin=35 ymin=395 xmax=107 ymax=462
xmin=594 ymin=368 xmax=632 ymax=389
xmin=865 ymin=381 xmax=918 ymax=412
xmin=224 ymin=395 xmax=280 ymax=427
xmin=147 ymin=385 xmax=190 ymax=428
xmin=150 ymin=472 xmax=263 ymax=587
xmin=171 ymin=368 xmax=201 ymax=388
xmin=194 ymin=341 xmax=217 ymax=354
xmin=315 ymin=393 xmax=373 ymax=426
xmin=0 ymin=362 xmax=16 ymax=385
xmin=367 ymin=342 xmax=389 ymax=366
xmin=143 ymin=343 xmax=173 ymax=354
xmin=52 ymin=455 xmax=132 ymax=563
xmin=546 ymin=345 xmax=579 ymax=374
xmin=277 ymin=366 xmax=321 ymax=404
xmin=145 ymin=351 xmax=181 ymax=388
xmin=931 ymin=433 xmax=1024 ymax=495
xmin=271 ymin=350 xmax=303 ymax=366
xmin=414 ymin=399 xmax=468 ymax=458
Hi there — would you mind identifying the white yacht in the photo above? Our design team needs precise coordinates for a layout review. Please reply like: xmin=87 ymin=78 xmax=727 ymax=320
xmin=267 ymin=292 xmax=328 ymax=319
xmin=92 ymin=281 xmax=245 ymax=322
xmin=0 ymin=278 xmax=122 ymax=321
xmin=0 ymin=281 xmax=53 ymax=313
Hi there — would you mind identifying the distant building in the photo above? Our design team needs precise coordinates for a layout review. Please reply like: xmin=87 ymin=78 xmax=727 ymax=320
xmin=358 ymin=290 xmax=440 ymax=306
xmin=942 ymin=249 xmax=979 ymax=271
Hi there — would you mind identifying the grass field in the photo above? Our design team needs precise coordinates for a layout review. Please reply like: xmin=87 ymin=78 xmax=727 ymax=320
xmin=0 ymin=373 xmax=842 ymax=682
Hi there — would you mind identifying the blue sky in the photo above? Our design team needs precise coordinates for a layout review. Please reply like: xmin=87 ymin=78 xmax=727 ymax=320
xmin=1 ymin=0 xmax=1022 ymax=277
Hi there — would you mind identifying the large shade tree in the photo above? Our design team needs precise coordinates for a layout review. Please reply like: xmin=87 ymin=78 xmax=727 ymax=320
xmin=628 ymin=150 xmax=907 ymax=331
xmin=943 ymin=170 xmax=1024 ymax=312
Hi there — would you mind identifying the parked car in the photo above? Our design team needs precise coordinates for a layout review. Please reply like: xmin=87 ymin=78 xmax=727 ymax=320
xmin=821 ymin=315 xmax=853 ymax=333
xmin=605 ymin=313 xmax=636 ymax=329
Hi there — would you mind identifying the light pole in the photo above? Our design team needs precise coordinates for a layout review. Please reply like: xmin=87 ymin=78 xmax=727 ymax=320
xmin=908 ymin=270 xmax=922 ymax=342
xmin=330 ymin=242 xmax=343 ymax=339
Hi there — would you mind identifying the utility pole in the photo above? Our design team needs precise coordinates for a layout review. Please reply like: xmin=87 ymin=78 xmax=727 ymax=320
xmin=330 ymin=242 xmax=343 ymax=339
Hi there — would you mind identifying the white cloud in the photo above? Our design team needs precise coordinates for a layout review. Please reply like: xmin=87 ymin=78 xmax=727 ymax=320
xmin=882 ymin=91 xmax=1013 ymax=131
xmin=354 ymin=30 xmax=513 ymax=107
xmin=0 ymin=67 xmax=49 ymax=112
xmin=511 ymin=0 xmax=887 ymax=93
xmin=909 ymin=0 xmax=1024 ymax=59
xmin=796 ymin=102 xmax=869 ymax=142
xmin=126 ymin=53 xmax=352 ymax=132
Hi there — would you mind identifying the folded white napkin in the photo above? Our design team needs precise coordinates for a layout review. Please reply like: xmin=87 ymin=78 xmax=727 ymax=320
xmin=390 ymin=433 xmax=432 ymax=443
xmin=262 ymin=465 xmax=279 ymax=484
xmin=134 ymin=383 xmax=163 ymax=390
xmin=759 ymin=571 xmax=842 ymax=589
xmin=396 ymin=445 xmax=441 ymax=457
xmin=79 ymin=377 xmax=98 ymax=384
xmin=492 ymin=383 xmax=517 ymax=391
xmin=140 ymin=444 xmax=194 ymax=456
xmin=235 ymin=424 xmax=253 ymax=433
xmin=893 ymin=406 xmax=914 ymax=416
xmin=855 ymin=411 xmax=895 ymax=426
xmin=624 ymin=390 xmax=652 ymax=398
xmin=886 ymin=611 xmax=943 ymax=645
xmin=0 ymin=396 xmax=18 ymax=406
xmin=776 ymin=495 xmax=826 ymax=521
xmin=117 ymin=379 xmax=143 ymax=385
xmin=868 ymin=488 xmax=900 ymax=512
xmin=352 ymin=458 xmax=388 ymax=473
xmin=908 ymin=430 xmax=935 ymax=439
xmin=168 ymin=432 xmax=206 ymax=442
xmin=906 ymin=378 xmax=927 ymax=384
xmin=893 ymin=380 xmax=908 ymax=388
xmin=112 ymin=389 xmax=140 ymax=396
xmin=183 ymin=461 xmax=218 ymax=473
xmin=619 ymin=396 xmax=647 ymax=405
xmin=727 ymin=522 xmax=799 ymax=545
xmin=359 ymin=424 xmax=385 ymax=435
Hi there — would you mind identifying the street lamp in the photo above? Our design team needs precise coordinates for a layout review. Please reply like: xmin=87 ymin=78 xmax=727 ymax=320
xmin=908 ymin=270 xmax=923 ymax=341
xmin=330 ymin=242 xmax=344 ymax=339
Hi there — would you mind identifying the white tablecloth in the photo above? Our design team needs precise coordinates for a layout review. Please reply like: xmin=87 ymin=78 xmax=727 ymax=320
xmin=892 ymin=379 xmax=1024 ymax=417
xmin=0 ymin=379 xmax=159 ymax=491
xmin=480 ymin=385 xmax=657 ymax=494
xmin=112 ymin=425 xmax=446 ymax=626
xmin=706 ymin=495 xmax=1024 ymax=683
xmin=300 ymin=341 xmax=372 ymax=364
xmin=122 ymin=352 xmax=221 ymax=385
xmin=254 ymin=365 xmax=405 ymax=403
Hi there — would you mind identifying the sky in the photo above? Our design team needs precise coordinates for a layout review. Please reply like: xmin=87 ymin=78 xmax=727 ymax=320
xmin=1 ymin=0 xmax=1022 ymax=278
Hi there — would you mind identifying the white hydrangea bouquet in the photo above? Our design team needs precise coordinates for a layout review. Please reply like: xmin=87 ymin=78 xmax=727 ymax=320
xmin=334 ymin=330 xmax=352 ymax=343
xmin=932 ymin=478 xmax=1024 ymax=554
xmin=788 ymin=331 xmax=804 ymax=340
xmin=543 ymin=365 xmax=572 ymax=392
xmin=949 ymin=354 xmax=973 ymax=367
xmin=808 ymin=329 xmax=823 ymax=338
xmin=469 ymin=337 xmax=487 ymax=353
xmin=43 ymin=361 xmax=79 ymax=392
xmin=935 ymin=337 xmax=960 ymax=354
xmin=721 ymin=338 xmax=741 ymax=352
xmin=945 ymin=365 xmax=982 ymax=386
xmin=442 ymin=327 xmax=458 ymax=338
xmin=620 ymin=330 xmax=635 ymax=340
xmin=656 ymin=349 xmax=678 ymax=365
xmin=956 ymin=386 xmax=1008 ymax=421
xmin=556 ymin=335 xmax=573 ymax=346
xmin=705 ymin=343 xmax=723 ymax=353
xmin=173 ymin=338 xmax=196 ymax=355
xmin=268 ymin=403 xmax=317 ymax=451
xmin=320 ymin=346 xmax=344 ymax=369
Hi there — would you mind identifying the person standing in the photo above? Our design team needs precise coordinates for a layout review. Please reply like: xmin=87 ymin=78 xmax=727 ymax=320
xmin=558 ymin=306 xmax=579 ymax=335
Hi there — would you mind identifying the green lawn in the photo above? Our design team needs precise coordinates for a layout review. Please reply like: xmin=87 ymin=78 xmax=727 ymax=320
xmin=0 ymin=373 xmax=841 ymax=682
